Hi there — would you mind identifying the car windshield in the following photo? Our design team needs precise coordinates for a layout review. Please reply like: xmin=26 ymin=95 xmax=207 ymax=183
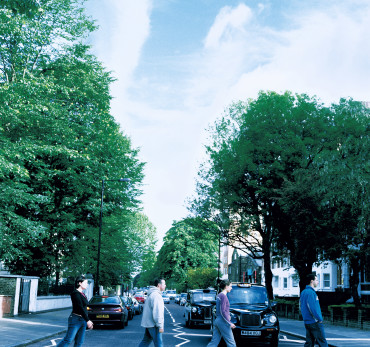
xmin=180 ymin=294 xmax=187 ymax=298
xmin=90 ymin=296 xmax=120 ymax=304
xmin=193 ymin=292 xmax=216 ymax=302
xmin=228 ymin=287 xmax=269 ymax=305
xmin=167 ymin=290 xmax=176 ymax=294
xmin=162 ymin=295 xmax=169 ymax=298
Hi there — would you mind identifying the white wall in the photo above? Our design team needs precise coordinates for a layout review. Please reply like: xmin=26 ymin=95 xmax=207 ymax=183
xmin=271 ymin=260 xmax=350 ymax=297
xmin=35 ymin=296 xmax=72 ymax=312
xmin=28 ymin=278 xmax=39 ymax=312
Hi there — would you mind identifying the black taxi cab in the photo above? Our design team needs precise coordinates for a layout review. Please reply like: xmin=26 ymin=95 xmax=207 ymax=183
xmin=184 ymin=288 xmax=217 ymax=328
xmin=220 ymin=283 xmax=279 ymax=346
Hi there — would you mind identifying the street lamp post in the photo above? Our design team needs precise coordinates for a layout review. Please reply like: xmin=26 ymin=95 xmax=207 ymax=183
xmin=95 ymin=178 xmax=130 ymax=294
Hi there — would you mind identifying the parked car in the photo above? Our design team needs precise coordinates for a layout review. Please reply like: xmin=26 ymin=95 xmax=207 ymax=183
xmin=179 ymin=293 xmax=187 ymax=306
xmin=174 ymin=294 xmax=180 ymax=304
xmin=135 ymin=292 xmax=145 ymax=303
xmin=121 ymin=296 xmax=135 ymax=320
xmin=87 ymin=295 xmax=128 ymax=329
xmin=162 ymin=294 xmax=170 ymax=304
xmin=184 ymin=288 xmax=217 ymax=328
xmin=132 ymin=297 xmax=143 ymax=315
xmin=220 ymin=283 xmax=280 ymax=346
xmin=167 ymin=289 xmax=177 ymax=300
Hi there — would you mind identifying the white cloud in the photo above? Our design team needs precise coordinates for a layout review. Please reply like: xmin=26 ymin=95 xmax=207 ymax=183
xmin=229 ymin=5 xmax=370 ymax=104
xmin=204 ymin=4 xmax=252 ymax=49
xmin=86 ymin=0 xmax=152 ymax=126
xmin=86 ymin=1 xmax=370 ymax=249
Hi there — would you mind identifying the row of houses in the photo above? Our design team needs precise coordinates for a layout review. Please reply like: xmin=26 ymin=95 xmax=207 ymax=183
xmin=219 ymin=244 xmax=370 ymax=303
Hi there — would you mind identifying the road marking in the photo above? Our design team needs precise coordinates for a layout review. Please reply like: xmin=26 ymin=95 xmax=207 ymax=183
xmin=173 ymin=322 xmax=191 ymax=347
xmin=44 ymin=338 xmax=61 ymax=346
xmin=165 ymin=305 xmax=191 ymax=346
xmin=165 ymin=306 xmax=176 ymax=323
xmin=327 ymin=338 xmax=370 ymax=341
xmin=281 ymin=334 xmax=305 ymax=343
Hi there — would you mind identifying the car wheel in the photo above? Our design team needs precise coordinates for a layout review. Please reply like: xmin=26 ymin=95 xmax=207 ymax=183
xmin=119 ymin=320 xmax=125 ymax=329
xmin=125 ymin=316 xmax=129 ymax=326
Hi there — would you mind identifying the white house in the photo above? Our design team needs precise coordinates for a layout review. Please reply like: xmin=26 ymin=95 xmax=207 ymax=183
xmin=270 ymin=257 xmax=351 ymax=297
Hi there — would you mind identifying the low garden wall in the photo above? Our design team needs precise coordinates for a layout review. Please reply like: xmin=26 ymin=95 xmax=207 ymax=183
xmin=35 ymin=296 xmax=71 ymax=312
xmin=275 ymin=300 xmax=370 ymax=330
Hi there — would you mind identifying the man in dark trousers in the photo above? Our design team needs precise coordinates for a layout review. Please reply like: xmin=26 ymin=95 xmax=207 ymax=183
xmin=300 ymin=274 xmax=328 ymax=347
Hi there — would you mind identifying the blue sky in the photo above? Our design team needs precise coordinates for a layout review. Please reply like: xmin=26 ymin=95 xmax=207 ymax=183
xmin=85 ymin=0 xmax=370 ymax=248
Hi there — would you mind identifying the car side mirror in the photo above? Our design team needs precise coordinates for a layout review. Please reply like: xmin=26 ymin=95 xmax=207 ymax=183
xmin=270 ymin=301 xmax=277 ymax=308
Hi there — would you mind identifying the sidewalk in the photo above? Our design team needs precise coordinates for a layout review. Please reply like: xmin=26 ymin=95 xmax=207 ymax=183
xmin=0 ymin=309 xmax=70 ymax=347
xmin=280 ymin=318 xmax=370 ymax=347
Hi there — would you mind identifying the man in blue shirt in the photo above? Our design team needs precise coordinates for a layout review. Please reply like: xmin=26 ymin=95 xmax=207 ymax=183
xmin=300 ymin=274 xmax=328 ymax=347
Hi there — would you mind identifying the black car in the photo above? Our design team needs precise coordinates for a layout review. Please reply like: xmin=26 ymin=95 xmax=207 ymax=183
xmin=121 ymin=296 xmax=135 ymax=320
xmin=184 ymin=288 xmax=217 ymax=328
xmin=220 ymin=283 xmax=279 ymax=346
xmin=87 ymin=295 xmax=128 ymax=329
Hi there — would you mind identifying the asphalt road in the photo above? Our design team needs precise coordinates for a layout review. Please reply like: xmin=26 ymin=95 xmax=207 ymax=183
xmin=28 ymin=301 xmax=306 ymax=346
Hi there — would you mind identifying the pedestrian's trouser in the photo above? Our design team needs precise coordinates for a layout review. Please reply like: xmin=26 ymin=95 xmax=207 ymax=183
xmin=207 ymin=317 xmax=236 ymax=347
xmin=57 ymin=314 xmax=87 ymax=347
xmin=304 ymin=322 xmax=328 ymax=347
xmin=138 ymin=327 xmax=163 ymax=347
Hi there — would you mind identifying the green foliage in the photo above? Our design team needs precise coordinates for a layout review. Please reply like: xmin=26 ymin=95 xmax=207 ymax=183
xmin=192 ymin=91 xmax=369 ymax=298
xmin=141 ymin=218 xmax=218 ymax=290
xmin=0 ymin=0 xmax=150 ymax=283
xmin=186 ymin=268 xmax=218 ymax=290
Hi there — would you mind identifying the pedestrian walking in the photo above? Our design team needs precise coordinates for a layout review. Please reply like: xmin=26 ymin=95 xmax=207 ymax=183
xmin=138 ymin=278 xmax=166 ymax=347
xmin=300 ymin=274 xmax=328 ymax=347
xmin=207 ymin=279 xmax=236 ymax=347
xmin=57 ymin=275 xmax=93 ymax=347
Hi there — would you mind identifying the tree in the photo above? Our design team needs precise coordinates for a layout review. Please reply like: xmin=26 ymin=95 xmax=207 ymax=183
xmin=146 ymin=218 xmax=218 ymax=292
xmin=192 ymin=91 xmax=369 ymax=298
xmin=186 ymin=268 xmax=218 ymax=290
xmin=0 ymin=0 xmax=146 ymax=283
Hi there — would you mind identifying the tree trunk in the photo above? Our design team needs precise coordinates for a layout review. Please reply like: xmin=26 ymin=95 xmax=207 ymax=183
xmin=349 ymin=258 xmax=361 ymax=307
xmin=55 ymin=271 xmax=60 ymax=287
xmin=263 ymin=245 xmax=274 ymax=299
xmin=295 ymin=262 xmax=314 ymax=294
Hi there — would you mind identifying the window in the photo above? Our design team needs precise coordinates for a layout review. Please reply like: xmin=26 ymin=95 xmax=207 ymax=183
xmin=283 ymin=278 xmax=288 ymax=288
xmin=323 ymin=273 xmax=330 ymax=288
xmin=292 ymin=277 xmax=299 ymax=287
xmin=273 ymin=276 xmax=279 ymax=288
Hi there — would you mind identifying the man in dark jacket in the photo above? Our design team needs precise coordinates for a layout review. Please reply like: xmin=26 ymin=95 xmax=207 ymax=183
xmin=300 ymin=274 xmax=328 ymax=347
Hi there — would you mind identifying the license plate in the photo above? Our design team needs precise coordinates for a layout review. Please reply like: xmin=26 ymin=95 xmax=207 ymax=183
xmin=241 ymin=330 xmax=261 ymax=336
xmin=204 ymin=320 xmax=211 ymax=324
xmin=96 ymin=314 xmax=109 ymax=318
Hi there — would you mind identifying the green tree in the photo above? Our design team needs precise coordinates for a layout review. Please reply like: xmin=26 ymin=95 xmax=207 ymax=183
xmin=147 ymin=218 xmax=218 ymax=292
xmin=186 ymin=268 xmax=218 ymax=290
xmin=193 ymin=91 xmax=369 ymax=298
xmin=0 ymin=0 xmax=146 ymax=284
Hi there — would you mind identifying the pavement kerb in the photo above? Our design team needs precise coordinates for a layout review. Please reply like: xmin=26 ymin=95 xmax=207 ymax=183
xmin=10 ymin=329 xmax=67 ymax=347
xmin=280 ymin=329 xmax=337 ymax=347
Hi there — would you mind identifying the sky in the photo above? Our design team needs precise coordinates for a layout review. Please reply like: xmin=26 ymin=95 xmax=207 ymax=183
xmin=84 ymin=0 xmax=370 ymax=249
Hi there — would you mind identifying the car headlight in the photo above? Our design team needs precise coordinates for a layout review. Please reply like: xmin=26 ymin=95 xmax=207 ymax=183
xmin=263 ymin=314 xmax=277 ymax=325
xmin=230 ymin=312 xmax=238 ymax=323
xmin=192 ymin=307 xmax=197 ymax=313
